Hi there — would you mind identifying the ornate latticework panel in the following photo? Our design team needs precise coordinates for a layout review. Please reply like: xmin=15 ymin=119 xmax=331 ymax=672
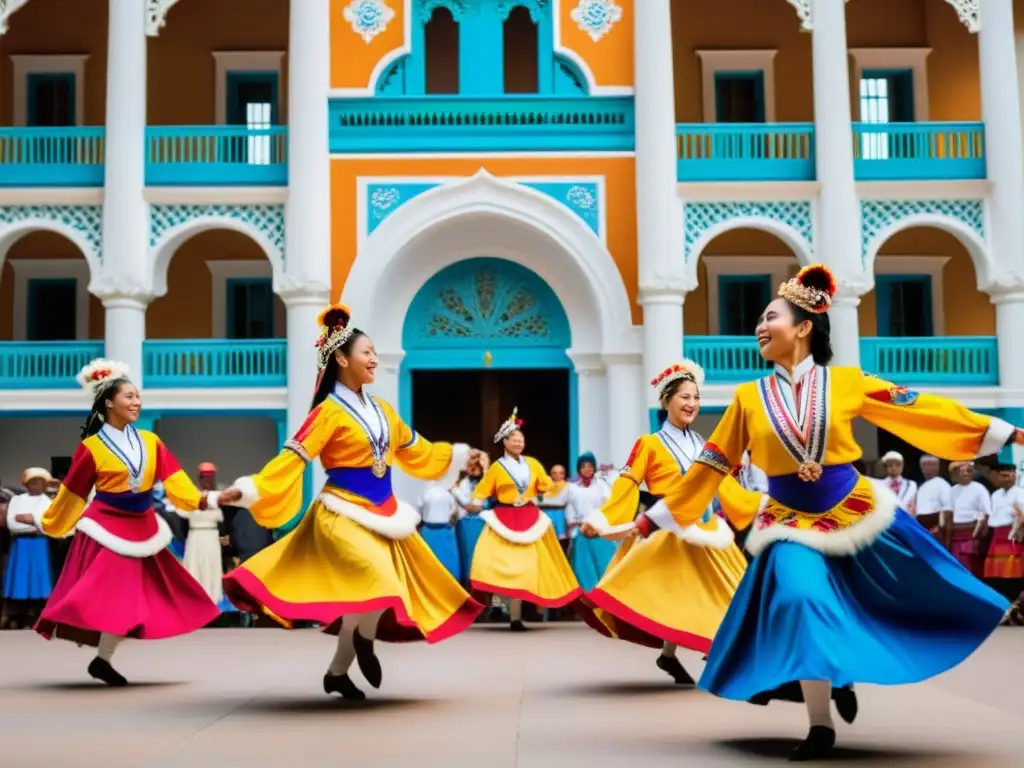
xmin=404 ymin=257 xmax=570 ymax=349
xmin=0 ymin=204 xmax=102 ymax=263
xmin=683 ymin=201 xmax=814 ymax=261
xmin=859 ymin=199 xmax=985 ymax=262
xmin=148 ymin=204 xmax=285 ymax=262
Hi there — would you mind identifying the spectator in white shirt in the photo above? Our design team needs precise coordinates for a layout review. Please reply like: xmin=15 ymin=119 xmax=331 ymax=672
xmin=881 ymin=450 xmax=918 ymax=514
xmin=948 ymin=461 xmax=991 ymax=576
xmin=2 ymin=468 xmax=54 ymax=629
xmin=418 ymin=482 xmax=463 ymax=582
xmin=914 ymin=455 xmax=952 ymax=534
xmin=982 ymin=463 xmax=1024 ymax=599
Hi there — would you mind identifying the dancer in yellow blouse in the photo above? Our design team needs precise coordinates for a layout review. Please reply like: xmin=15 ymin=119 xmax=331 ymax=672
xmin=220 ymin=304 xmax=483 ymax=700
xmin=632 ymin=265 xmax=1012 ymax=761
xmin=577 ymin=360 xmax=757 ymax=685
xmin=465 ymin=410 xmax=581 ymax=631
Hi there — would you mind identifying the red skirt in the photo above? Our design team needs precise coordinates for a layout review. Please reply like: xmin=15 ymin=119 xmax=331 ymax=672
xmin=984 ymin=527 xmax=1024 ymax=580
xmin=949 ymin=527 xmax=986 ymax=578
xmin=35 ymin=526 xmax=218 ymax=648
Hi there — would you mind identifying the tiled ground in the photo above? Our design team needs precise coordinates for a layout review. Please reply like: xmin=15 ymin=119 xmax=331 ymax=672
xmin=0 ymin=624 xmax=1021 ymax=767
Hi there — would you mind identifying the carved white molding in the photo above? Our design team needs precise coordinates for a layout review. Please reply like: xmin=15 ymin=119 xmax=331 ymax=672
xmin=944 ymin=0 xmax=980 ymax=33
xmin=90 ymin=274 xmax=155 ymax=304
xmin=10 ymin=258 xmax=90 ymax=340
xmin=275 ymin=272 xmax=332 ymax=305
xmin=146 ymin=0 xmax=184 ymax=37
xmin=785 ymin=0 xmax=852 ymax=31
xmin=0 ymin=0 xmax=30 ymax=35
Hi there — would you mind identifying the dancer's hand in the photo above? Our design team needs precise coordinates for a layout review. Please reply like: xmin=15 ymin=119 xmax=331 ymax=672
xmin=580 ymin=522 xmax=598 ymax=539
xmin=220 ymin=487 xmax=243 ymax=504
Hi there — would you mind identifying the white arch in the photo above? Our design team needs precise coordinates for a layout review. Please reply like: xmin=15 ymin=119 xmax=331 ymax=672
xmin=0 ymin=219 xmax=100 ymax=280
xmin=863 ymin=213 xmax=992 ymax=288
xmin=148 ymin=216 xmax=284 ymax=297
xmin=686 ymin=216 xmax=814 ymax=281
xmin=344 ymin=170 xmax=634 ymax=358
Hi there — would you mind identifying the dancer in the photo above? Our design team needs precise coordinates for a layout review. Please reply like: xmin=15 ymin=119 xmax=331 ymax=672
xmin=564 ymin=453 xmax=616 ymax=593
xmin=465 ymin=409 xmax=582 ymax=631
xmin=577 ymin=361 xmax=757 ymax=684
xmin=35 ymin=360 xmax=221 ymax=686
xmin=3 ymin=468 xmax=54 ymax=629
xmin=220 ymin=304 xmax=483 ymax=700
xmin=631 ymin=265 xmax=1012 ymax=760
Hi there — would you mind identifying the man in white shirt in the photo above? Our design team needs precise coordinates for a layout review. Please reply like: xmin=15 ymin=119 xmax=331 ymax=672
xmin=983 ymin=463 xmax=1024 ymax=599
xmin=914 ymin=455 xmax=952 ymax=534
xmin=881 ymin=450 xmax=918 ymax=514
xmin=948 ymin=461 xmax=991 ymax=576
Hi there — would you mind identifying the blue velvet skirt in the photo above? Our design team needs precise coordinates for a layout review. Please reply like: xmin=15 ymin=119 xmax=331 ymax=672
xmin=421 ymin=523 xmax=463 ymax=583
xmin=3 ymin=536 xmax=53 ymax=600
xmin=457 ymin=516 xmax=486 ymax=587
xmin=570 ymin=534 xmax=618 ymax=593
xmin=700 ymin=508 xmax=1010 ymax=703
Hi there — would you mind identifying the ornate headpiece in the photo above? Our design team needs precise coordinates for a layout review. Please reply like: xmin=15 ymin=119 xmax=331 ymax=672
xmin=315 ymin=303 xmax=355 ymax=371
xmin=494 ymin=407 xmax=524 ymax=444
xmin=77 ymin=359 xmax=132 ymax=399
xmin=651 ymin=359 xmax=705 ymax=401
xmin=778 ymin=264 xmax=837 ymax=314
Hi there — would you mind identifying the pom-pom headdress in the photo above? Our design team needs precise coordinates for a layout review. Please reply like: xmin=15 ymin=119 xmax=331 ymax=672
xmin=651 ymin=359 xmax=705 ymax=402
xmin=494 ymin=407 xmax=525 ymax=444
xmin=778 ymin=264 xmax=837 ymax=315
xmin=315 ymin=302 xmax=355 ymax=371
xmin=77 ymin=359 xmax=132 ymax=399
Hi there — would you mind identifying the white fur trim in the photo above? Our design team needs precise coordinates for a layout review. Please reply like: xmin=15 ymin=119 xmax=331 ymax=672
xmin=319 ymin=493 xmax=422 ymax=540
xmin=480 ymin=507 xmax=551 ymax=544
xmin=583 ymin=509 xmax=635 ymax=538
xmin=439 ymin=443 xmax=472 ymax=492
xmin=234 ymin=476 xmax=260 ymax=508
xmin=978 ymin=417 xmax=1015 ymax=458
xmin=637 ymin=502 xmax=735 ymax=549
xmin=75 ymin=514 xmax=174 ymax=558
xmin=744 ymin=478 xmax=898 ymax=557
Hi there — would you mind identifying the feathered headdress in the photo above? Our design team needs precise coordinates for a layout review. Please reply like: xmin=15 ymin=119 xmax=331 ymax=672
xmin=77 ymin=359 xmax=131 ymax=399
xmin=778 ymin=264 xmax=837 ymax=315
xmin=315 ymin=302 xmax=355 ymax=371
xmin=651 ymin=359 xmax=705 ymax=401
xmin=494 ymin=407 xmax=524 ymax=444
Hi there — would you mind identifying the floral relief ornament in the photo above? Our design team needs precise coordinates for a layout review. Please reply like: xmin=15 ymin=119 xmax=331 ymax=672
xmin=344 ymin=0 xmax=395 ymax=44
xmin=571 ymin=0 xmax=622 ymax=43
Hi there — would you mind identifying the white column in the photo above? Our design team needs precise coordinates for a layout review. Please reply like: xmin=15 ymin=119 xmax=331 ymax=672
xmin=99 ymin=0 xmax=150 ymax=378
xmin=811 ymin=0 xmax=861 ymax=368
xmin=827 ymin=294 xmax=860 ymax=371
xmin=992 ymin=290 xmax=1024 ymax=398
xmin=634 ymin=0 xmax=686 ymax=395
xmin=282 ymin=295 xmax=328 ymax=492
xmin=569 ymin=354 xmax=609 ymax=463
xmin=604 ymin=355 xmax=645 ymax=465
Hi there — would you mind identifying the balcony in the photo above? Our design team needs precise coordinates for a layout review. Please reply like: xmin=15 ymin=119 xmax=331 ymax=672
xmin=852 ymin=122 xmax=985 ymax=181
xmin=145 ymin=126 xmax=288 ymax=186
xmin=685 ymin=336 xmax=998 ymax=387
xmin=329 ymin=95 xmax=635 ymax=154
xmin=676 ymin=124 xmax=815 ymax=183
xmin=141 ymin=339 xmax=287 ymax=388
xmin=0 ymin=341 xmax=105 ymax=389
xmin=0 ymin=127 xmax=105 ymax=187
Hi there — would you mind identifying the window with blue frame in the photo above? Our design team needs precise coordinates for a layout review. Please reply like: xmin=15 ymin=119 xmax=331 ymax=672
xmin=27 ymin=278 xmax=77 ymax=340
xmin=226 ymin=72 xmax=278 ymax=165
xmin=714 ymin=71 xmax=765 ymax=123
xmin=859 ymin=69 xmax=914 ymax=160
xmin=27 ymin=72 xmax=76 ymax=127
xmin=719 ymin=274 xmax=771 ymax=336
xmin=424 ymin=6 xmax=460 ymax=94
xmin=876 ymin=274 xmax=933 ymax=337
xmin=503 ymin=6 xmax=539 ymax=94
xmin=227 ymin=278 xmax=275 ymax=339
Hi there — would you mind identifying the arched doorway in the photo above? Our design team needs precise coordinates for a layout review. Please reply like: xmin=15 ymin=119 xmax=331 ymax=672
xmin=401 ymin=257 xmax=576 ymax=468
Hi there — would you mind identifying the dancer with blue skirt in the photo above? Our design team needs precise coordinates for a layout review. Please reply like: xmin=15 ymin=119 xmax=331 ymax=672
xmin=563 ymin=453 xmax=616 ymax=592
xmin=633 ymin=264 xmax=1013 ymax=762
xmin=418 ymin=481 xmax=464 ymax=582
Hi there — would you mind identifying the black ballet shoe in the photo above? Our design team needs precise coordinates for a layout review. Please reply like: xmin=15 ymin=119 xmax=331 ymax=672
xmin=789 ymin=726 xmax=836 ymax=762
xmin=322 ymin=673 xmax=365 ymax=700
xmin=833 ymin=686 xmax=858 ymax=724
xmin=353 ymin=630 xmax=382 ymax=689
xmin=656 ymin=655 xmax=695 ymax=686
xmin=510 ymin=620 xmax=527 ymax=632
xmin=88 ymin=658 xmax=127 ymax=687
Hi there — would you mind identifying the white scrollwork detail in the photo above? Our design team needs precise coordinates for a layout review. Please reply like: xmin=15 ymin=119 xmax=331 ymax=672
xmin=91 ymin=275 xmax=154 ymax=303
xmin=0 ymin=204 xmax=103 ymax=264
xmin=0 ymin=0 xmax=30 ymax=36
xmin=344 ymin=0 xmax=396 ymax=44
xmin=371 ymin=187 xmax=401 ymax=219
xmin=566 ymin=185 xmax=596 ymax=211
xmin=571 ymin=0 xmax=622 ymax=43
xmin=145 ymin=0 xmax=184 ymax=37
xmin=943 ymin=0 xmax=980 ymax=33
xmin=784 ymin=0 xmax=854 ymax=31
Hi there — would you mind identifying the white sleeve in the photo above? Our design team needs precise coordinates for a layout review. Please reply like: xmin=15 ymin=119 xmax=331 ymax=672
xmin=939 ymin=484 xmax=953 ymax=512
xmin=979 ymin=486 xmax=992 ymax=519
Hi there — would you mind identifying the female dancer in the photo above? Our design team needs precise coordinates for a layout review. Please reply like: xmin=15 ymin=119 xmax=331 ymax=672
xmin=465 ymin=410 xmax=581 ymax=631
xmin=35 ymin=360 xmax=220 ymax=686
xmin=220 ymin=304 xmax=483 ymax=700
xmin=577 ymin=361 xmax=757 ymax=684
xmin=632 ymin=265 xmax=1012 ymax=760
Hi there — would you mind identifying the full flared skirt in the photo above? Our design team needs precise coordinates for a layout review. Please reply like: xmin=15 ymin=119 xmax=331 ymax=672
xmin=420 ymin=524 xmax=463 ymax=583
xmin=699 ymin=510 xmax=1009 ymax=703
xmin=569 ymin=534 xmax=618 ymax=593
xmin=579 ymin=532 xmax=747 ymax=652
xmin=35 ymin=532 xmax=219 ymax=647
xmin=222 ymin=500 xmax=483 ymax=642
xmin=3 ymin=536 xmax=53 ymax=600
xmin=984 ymin=529 xmax=1024 ymax=580
xmin=182 ymin=529 xmax=225 ymax=604
xmin=469 ymin=527 xmax=582 ymax=608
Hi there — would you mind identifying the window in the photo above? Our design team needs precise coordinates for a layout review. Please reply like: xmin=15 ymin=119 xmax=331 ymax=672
xmin=227 ymin=278 xmax=274 ymax=339
xmin=424 ymin=6 xmax=460 ymax=94
xmin=719 ymin=275 xmax=771 ymax=336
xmin=226 ymin=72 xmax=277 ymax=166
xmin=27 ymin=73 xmax=76 ymax=127
xmin=27 ymin=278 xmax=77 ymax=341
xmin=859 ymin=69 xmax=914 ymax=160
xmin=503 ymin=6 xmax=539 ymax=94
xmin=714 ymin=71 xmax=765 ymax=123
xmin=876 ymin=275 xmax=933 ymax=337
xmin=11 ymin=55 xmax=88 ymax=127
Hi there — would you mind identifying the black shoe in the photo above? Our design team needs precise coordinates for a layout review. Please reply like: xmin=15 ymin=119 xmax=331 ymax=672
xmin=87 ymin=658 xmax=127 ymax=687
xmin=833 ymin=686 xmax=858 ymax=724
xmin=789 ymin=726 xmax=836 ymax=762
xmin=353 ymin=630 xmax=382 ymax=689
xmin=322 ymin=672 xmax=365 ymax=700
xmin=656 ymin=655 xmax=695 ymax=686
xmin=510 ymin=620 xmax=527 ymax=632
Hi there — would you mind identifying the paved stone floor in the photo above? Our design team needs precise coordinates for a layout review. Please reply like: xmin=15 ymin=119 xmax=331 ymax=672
xmin=0 ymin=623 xmax=1021 ymax=767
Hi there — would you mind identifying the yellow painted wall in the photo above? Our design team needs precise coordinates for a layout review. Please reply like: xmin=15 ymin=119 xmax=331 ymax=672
xmin=330 ymin=157 xmax=639 ymax=322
